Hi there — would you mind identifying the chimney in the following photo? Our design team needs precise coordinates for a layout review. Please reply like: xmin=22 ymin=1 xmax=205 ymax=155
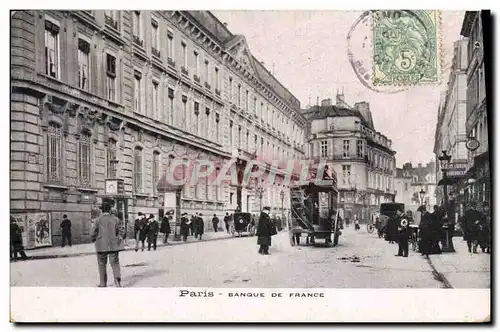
xmin=336 ymin=89 xmax=345 ymax=106
xmin=223 ymin=22 xmax=228 ymax=27
xmin=321 ymin=98 xmax=332 ymax=106
xmin=354 ymin=101 xmax=372 ymax=126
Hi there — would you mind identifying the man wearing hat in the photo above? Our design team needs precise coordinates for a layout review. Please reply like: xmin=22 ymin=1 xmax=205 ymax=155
xmin=395 ymin=209 xmax=410 ymax=257
xmin=180 ymin=213 xmax=190 ymax=242
xmin=256 ymin=206 xmax=277 ymax=255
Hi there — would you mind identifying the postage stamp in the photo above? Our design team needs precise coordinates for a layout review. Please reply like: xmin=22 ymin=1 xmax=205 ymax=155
xmin=372 ymin=10 xmax=441 ymax=86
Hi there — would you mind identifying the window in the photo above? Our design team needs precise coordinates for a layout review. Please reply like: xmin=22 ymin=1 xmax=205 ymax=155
xmin=132 ymin=11 xmax=142 ymax=38
xmin=342 ymin=165 xmax=351 ymax=185
xmin=238 ymin=84 xmax=241 ymax=106
xmin=167 ymin=31 xmax=174 ymax=60
xmin=194 ymin=101 xmax=200 ymax=135
xmin=77 ymin=39 xmax=90 ymax=90
xmin=181 ymin=42 xmax=187 ymax=68
xmin=106 ymin=138 xmax=117 ymax=179
xmin=229 ymin=77 xmax=233 ymax=102
xmin=194 ymin=51 xmax=200 ymax=76
xmin=260 ymin=102 xmax=264 ymax=118
xmin=78 ymin=133 xmax=92 ymax=187
xmin=44 ymin=20 xmax=59 ymax=78
xmin=204 ymin=59 xmax=209 ymax=82
xmin=238 ymin=126 xmax=242 ymax=146
xmin=152 ymin=151 xmax=160 ymax=194
xmin=152 ymin=81 xmax=159 ymax=119
xmin=181 ymin=96 xmax=187 ymax=129
xmin=229 ymin=120 xmax=233 ymax=146
xmin=357 ymin=140 xmax=363 ymax=158
xmin=134 ymin=147 xmax=143 ymax=192
xmin=215 ymin=167 xmax=221 ymax=200
xmin=254 ymin=134 xmax=257 ymax=149
xmin=151 ymin=20 xmax=159 ymax=50
xmin=245 ymin=90 xmax=249 ymax=110
xmin=46 ymin=122 xmax=62 ymax=182
xmin=168 ymin=88 xmax=174 ymax=124
xmin=321 ymin=140 xmax=328 ymax=157
xmin=215 ymin=113 xmax=220 ymax=143
xmin=253 ymin=97 xmax=257 ymax=114
xmin=106 ymin=54 xmax=117 ymax=101
xmin=246 ymin=130 xmax=249 ymax=150
xmin=215 ymin=67 xmax=220 ymax=90
xmin=133 ymin=71 xmax=142 ymax=113
xmin=343 ymin=140 xmax=350 ymax=158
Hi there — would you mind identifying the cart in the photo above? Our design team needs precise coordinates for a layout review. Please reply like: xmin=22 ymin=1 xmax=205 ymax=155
xmin=230 ymin=212 xmax=256 ymax=237
xmin=288 ymin=176 xmax=341 ymax=248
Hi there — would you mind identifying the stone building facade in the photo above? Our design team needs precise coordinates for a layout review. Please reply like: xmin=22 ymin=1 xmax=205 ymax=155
xmin=394 ymin=162 xmax=437 ymax=213
xmin=302 ymin=95 xmax=396 ymax=223
xmin=10 ymin=10 xmax=305 ymax=248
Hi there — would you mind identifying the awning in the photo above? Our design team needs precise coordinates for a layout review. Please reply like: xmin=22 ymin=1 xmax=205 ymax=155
xmin=437 ymin=176 xmax=464 ymax=186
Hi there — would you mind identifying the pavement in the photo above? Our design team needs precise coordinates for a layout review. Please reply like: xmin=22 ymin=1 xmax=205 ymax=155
xmin=427 ymin=237 xmax=491 ymax=288
xmin=11 ymin=226 xmax=490 ymax=288
xmin=20 ymin=231 xmax=233 ymax=260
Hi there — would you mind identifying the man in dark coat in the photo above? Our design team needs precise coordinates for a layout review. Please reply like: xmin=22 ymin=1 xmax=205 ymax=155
xmin=160 ymin=215 xmax=172 ymax=244
xmin=223 ymin=212 xmax=231 ymax=233
xmin=256 ymin=206 xmax=276 ymax=255
xmin=190 ymin=214 xmax=197 ymax=238
xmin=134 ymin=212 xmax=148 ymax=252
xmin=180 ymin=213 xmax=190 ymax=242
xmin=418 ymin=205 xmax=432 ymax=256
xmin=463 ymin=202 xmax=483 ymax=253
xmin=385 ymin=215 xmax=398 ymax=244
xmin=10 ymin=216 xmax=28 ymax=261
xmin=212 ymin=214 xmax=219 ymax=232
xmin=60 ymin=214 xmax=72 ymax=247
xmin=195 ymin=213 xmax=205 ymax=240
xmin=394 ymin=210 xmax=411 ymax=257
xmin=91 ymin=201 xmax=125 ymax=287
xmin=146 ymin=214 xmax=159 ymax=251
xmin=429 ymin=205 xmax=443 ymax=254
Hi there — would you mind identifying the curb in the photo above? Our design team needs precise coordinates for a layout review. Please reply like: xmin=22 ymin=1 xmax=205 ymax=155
xmin=425 ymin=256 xmax=454 ymax=289
xmin=19 ymin=234 xmax=239 ymax=261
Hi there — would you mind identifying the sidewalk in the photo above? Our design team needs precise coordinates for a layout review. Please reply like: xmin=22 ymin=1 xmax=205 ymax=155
xmin=428 ymin=237 xmax=491 ymax=288
xmin=22 ymin=231 xmax=233 ymax=261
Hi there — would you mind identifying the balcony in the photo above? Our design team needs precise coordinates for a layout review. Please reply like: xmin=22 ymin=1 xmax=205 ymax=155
xmin=152 ymin=47 xmax=161 ymax=58
xmin=105 ymin=15 xmax=118 ymax=30
xmin=215 ymin=88 xmax=221 ymax=97
xmin=181 ymin=66 xmax=189 ymax=76
xmin=167 ymin=57 xmax=176 ymax=68
xmin=133 ymin=35 xmax=144 ymax=48
xmin=204 ymin=82 xmax=211 ymax=90
xmin=193 ymin=75 xmax=201 ymax=84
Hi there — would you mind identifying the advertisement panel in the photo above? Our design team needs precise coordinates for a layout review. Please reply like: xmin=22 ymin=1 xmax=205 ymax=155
xmin=26 ymin=213 xmax=52 ymax=248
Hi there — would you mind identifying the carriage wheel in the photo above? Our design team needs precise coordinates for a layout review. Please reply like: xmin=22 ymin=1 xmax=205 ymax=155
xmin=367 ymin=224 xmax=375 ymax=234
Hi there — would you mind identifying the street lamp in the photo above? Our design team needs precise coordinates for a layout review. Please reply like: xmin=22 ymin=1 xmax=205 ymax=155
xmin=257 ymin=186 xmax=264 ymax=211
xmin=280 ymin=189 xmax=285 ymax=231
xmin=419 ymin=188 xmax=426 ymax=206
xmin=438 ymin=150 xmax=455 ymax=252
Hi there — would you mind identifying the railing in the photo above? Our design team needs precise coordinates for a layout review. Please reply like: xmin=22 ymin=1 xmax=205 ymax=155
xmin=105 ymin=15 xmax=118 ymax=30
xmin=152 ymin=47 xmax=161 ymax=58
xmin=133 ymin=35 xmax=143 ymax=47
xmin=181 ymin=66 xmax=189 ymax=76
xmin=215 ymin=88 xmax=221 ymax=96
xmin=193 ymin=75 xmax=200 ymax=83
xmin=204 ymin=82 xmax=211 ymax=90
xmin=167 ymin=57 xmax=176 ymax=68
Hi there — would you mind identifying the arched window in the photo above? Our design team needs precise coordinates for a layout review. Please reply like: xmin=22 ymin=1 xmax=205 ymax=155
xmin=46 ymin=122 xmax=63 ymax=183
xmin=106 ymin=138 xmax=117 ymax=179
xmin=78 ymin=131 xmax=92 ymax=187
xmin=152 ymin=151 xmax=160 ymax=195
xmin=134 ymin=147 xmax=143 ymax=192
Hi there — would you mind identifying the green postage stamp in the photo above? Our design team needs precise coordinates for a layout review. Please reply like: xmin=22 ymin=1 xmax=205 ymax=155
xmin=372 ymin=10 xmax=441 ymax=86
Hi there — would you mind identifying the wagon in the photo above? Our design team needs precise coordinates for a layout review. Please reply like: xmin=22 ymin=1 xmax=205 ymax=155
xmin=230 ymin=212 xmax=256 ymax=237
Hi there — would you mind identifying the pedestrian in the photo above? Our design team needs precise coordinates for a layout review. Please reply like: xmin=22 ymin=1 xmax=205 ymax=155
xmin=146 ymin=214 xmax=159 ymax=251
xmin=160 ymin=214 xmax=172 ymax=244
xmin=375 ymin=217 xmax=383 ymax=238
xmin=256 ymin=206 xmax=277 ymax=255
xmin=60 ymin=214 xmax=72 ymax=247
xmin=417 ymin=205 xmax=432 ymax=256
xmin=91 ymin=201 xmax=124 ymax=287
xmin=134 ymin=212 xmax=147 ymax=252
xmin=190 ymin=214 xmax=197 ymax=238
xmin=180 ymin=213 xmax=190 ymax=242
xmin=10 ymin=216 xmax=28 ymax=261
xmin=195 ymin=213 xmax=205 ymax=240
xmin=394 ymin=210 xmax=410 ymax=257
xmin=479 ymin=202 xmax=491 ymax=253
xmin=429 ymin=205 xmax=443 ymax=254
xmin=385 ymin=214 xmax=398 ymax=244
xmin=463 ymin=202 xmax=483 ymax=253
xmin=223 ymin=212 xmax=230 ymax=233
xmin=212 ymin=214 xmax=219 ymax=232
xmin=354 ymin=215 xmax=360 ymax=231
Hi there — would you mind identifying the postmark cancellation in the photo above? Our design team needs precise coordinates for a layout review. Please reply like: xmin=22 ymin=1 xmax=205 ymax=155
xmin=372 ymin=10 xmax=442 ymax=86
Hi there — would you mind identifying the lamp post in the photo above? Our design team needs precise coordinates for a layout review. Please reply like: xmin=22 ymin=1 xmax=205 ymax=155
xmin=438 ymin=150 xmax=454 ymax=252
xmin=280 ymin=189 xmax=285 ymax=231
xmin=257 ymin=186 xmax=264 ymax=212
xmin=419 ymin=188 xmax=425 ymax=206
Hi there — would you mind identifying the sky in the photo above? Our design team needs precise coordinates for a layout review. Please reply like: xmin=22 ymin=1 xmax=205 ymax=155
xmin=212 ymin=10 xmax=465 ymax=167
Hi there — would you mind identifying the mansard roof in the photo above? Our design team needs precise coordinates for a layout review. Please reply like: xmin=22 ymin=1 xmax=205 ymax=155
xmin=302 ymin=105 xmax=373 ymax=128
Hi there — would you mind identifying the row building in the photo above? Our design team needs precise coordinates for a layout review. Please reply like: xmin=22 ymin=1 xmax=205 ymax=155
xmin=302 ymin=94 xmax=396 ymax=223
xmin=10 ymin=10 xmax=306 ymax=248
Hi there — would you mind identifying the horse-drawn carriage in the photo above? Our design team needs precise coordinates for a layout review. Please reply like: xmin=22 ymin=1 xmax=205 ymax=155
xmin=230 ymin=212 xmax=256 ymax=237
